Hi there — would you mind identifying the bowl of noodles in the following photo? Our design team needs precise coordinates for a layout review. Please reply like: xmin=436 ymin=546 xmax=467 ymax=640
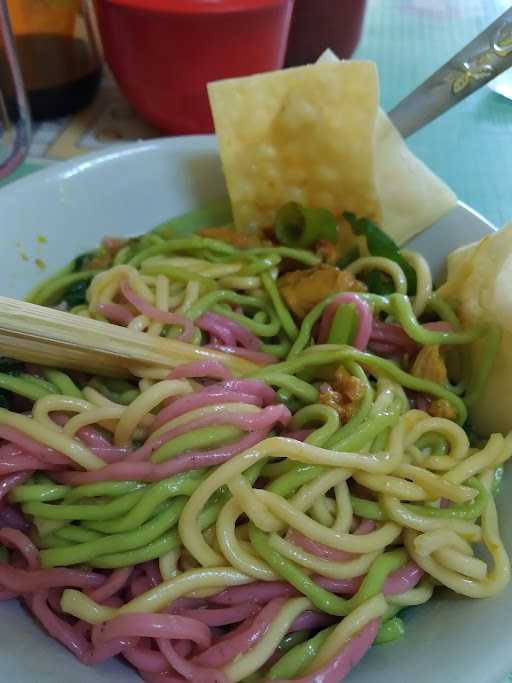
xmin=0 ymin=58 xmax=511 ymax=683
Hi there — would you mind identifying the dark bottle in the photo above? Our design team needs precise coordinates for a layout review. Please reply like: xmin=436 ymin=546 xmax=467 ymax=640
xmin=1 ymin=0 xmax=102 ymax=120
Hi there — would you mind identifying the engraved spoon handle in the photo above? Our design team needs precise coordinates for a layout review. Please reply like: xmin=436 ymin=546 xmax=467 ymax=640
xmin=388 ymin=7 xmax=512 ymax=138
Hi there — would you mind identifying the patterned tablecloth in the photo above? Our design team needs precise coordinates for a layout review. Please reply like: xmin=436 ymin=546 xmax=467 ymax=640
xmin=1 ymin=2 xmax=512 ymax=679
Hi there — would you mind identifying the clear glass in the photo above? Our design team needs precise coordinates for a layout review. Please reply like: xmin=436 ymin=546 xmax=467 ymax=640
xmin=4 ymin=0 xmax=101 ymax=121
xmin=0 ymin=0 xmax=31 ymax=179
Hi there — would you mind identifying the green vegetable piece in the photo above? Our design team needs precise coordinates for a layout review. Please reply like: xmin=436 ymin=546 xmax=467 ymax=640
xmin=376 ymin=617 xmax=405 ymax=644
xmin=276 ymin=202 xmax=338 ymax=248
xmin=343 ymin=212 xmax=417 ymax=294
xmin=0 ymin=358 xmax=24 ymax=376
xmin=62 ymin=278 xmax=92 ymax=308
xmin=337 ymin=245 xmax=360 ymax=269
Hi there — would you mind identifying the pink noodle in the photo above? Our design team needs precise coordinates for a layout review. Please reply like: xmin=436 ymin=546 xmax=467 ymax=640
xmin=318 ymin=294 xmax=372 ymax=349
xmin=158 ymin=639 xmax=229 ymax=683
xmin=27 ymin=590 xmax=91 ymax=661
xmin=355 ymin=519 xmax=376 ymax=534
xmin=0 ymin=503 xmax=30 ymax=532
xmin=143 ymin=560 xmax=162 ymax=588
xmin=0 ymin=528 xmax=40 ymax=569
xmin=96 ymin=613 xmax=211 ymax=650
xmin=0 ymin=471 xmax=33 ymax=501
xmin=197 ymin=312 xmax=262 ymax=351
xmin=383 ymin=561 xmax=423 ymax=596
xmin=0 ymin=565 xmax=104 ymax=594
xmin=287 ymin=530 xmax=355 ymax=562
xmin=121 ymin=281 xmax=195 ymax=342
xmin=0 ymin=426 xmax=67 ymax=465
xmin=52 ymin=414 xmax=132 ymax=462
xmin=55 ymin=431 xmax=268 ymax=485
xmin=212 ymin=582 xmax=297 ymax=606
xmin=370 ymin=320 xmax=417 ymax=350
xmin=97 ymin=303 xmax=134 ymax=326
xmin=87 ymin=567 xmax=133 ymax=603
xmin=287 ymin=519 xmax=375 ymax=562
xmin=168 ymin=361 xmax=233 ymax=382
xmin=314 ymin=576 xmax=363 ymax=594
xmin=203 ymin=380 xmax=276 ymax=404
xmin=176 ymin=603 xmax=259 ymax=627
xmin=207 ymin=344 xmax=277 ymax=365
xmin=150 ymin=385 xmax=271 ymax=435
xmin=196 ymin=313 xmax=236 ymax=346
xmin=136 ymin=404 xmax=290 ymax=461
xmin=0 ymin=449 xmax=61 ymax=475
xmin=271 ymin=619 xmax=379 ymax=683
xmin=123 ymin=642 xmax=171 ymax=674
xmin=193 ymin=598 xmax=287 ymax=668
xmin=289 ymin=610 xmax=337 ymax=632
xmin=416 ymin=394 xmax=432 ymax=412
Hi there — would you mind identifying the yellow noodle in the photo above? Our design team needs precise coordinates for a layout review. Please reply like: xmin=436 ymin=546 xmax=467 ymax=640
xmin=433 ymin=548 xmax=488 ymax=581
xmin=310 ymin=497 xmax=336 ymax=527
xmin=305 ymin=594 xmax=388 ymax=672
xmin=393 ymin=463 xmax=475 ymax=503
xmin=32 ymin=395 xmax=94 ymax=430
xmin=443 ymin=434 xmax=506 ymax=484
xmin=130 ymin=366 xmax=176 ymax=380
xmin=404 ymin=474 xmax=510 ymax=597
xmin=114 ymin=379 xmax=193 ymax=445
xmin=224 ymin=598 xmax=311 ymax=682
xmin=269 ymin=534 xmax=379 ymax=579
xmin=63 ymin=406 xmax=125 ymax=437
xmin=352 ymin=471 xmax=427 ymax=501
xmin=128 ymin=314 xmax=150 ymax=333
xmin=249 ymin=489 xmax=402 ymax=553
xmin=381 ymin=495 xmax=481 ymax=541
xmin=290 ymin=470 xmax=351 ymax=512
xmin=413 ymin=529 xmax=473 ymax=557
xmin=332 ymin=480 xmax=353 ymax=533
xmin=147 ymin=274 xmax=169 ymax=337
xmin=177 ymin=281 xmax=200 ymax=314
xmin=402 ymin=249 xmax=432 ymax=317
xmin=0 ymin=409 xmax=104 ymax=470
xmin=61 ymin=567 xmax=252 ymax=624
xmin=180 ymin=437 xmax=402 ymax=566
xmin=215 ymin=500 xmax=277 ymax=579
xmin=158 ymin=548 xmax=181 ymax=581
xmin=219 ymin=276 xmax=261 ymax=290
xmin=388 ymin=576 xmax=434 ymax=607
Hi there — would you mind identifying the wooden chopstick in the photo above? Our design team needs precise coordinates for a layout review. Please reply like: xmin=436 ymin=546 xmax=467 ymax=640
xmin=0 ymin=296 xmax=257 ymax=378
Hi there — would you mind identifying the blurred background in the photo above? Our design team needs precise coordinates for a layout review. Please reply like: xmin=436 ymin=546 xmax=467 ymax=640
xmin=0 ymin=0 xmax=511 ymax=231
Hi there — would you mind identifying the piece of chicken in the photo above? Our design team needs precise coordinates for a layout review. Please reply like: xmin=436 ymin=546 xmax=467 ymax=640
xmin=278 ymin=264 xmax=366 ymax=319
xmin=410 ymin=345 xmax=448 ymax=386
xmin=319 ymin=367 xmax=364 ymax=423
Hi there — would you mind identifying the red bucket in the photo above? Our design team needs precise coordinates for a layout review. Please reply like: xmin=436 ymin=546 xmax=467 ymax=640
xmin=94 ymin=0 xmax=295 ymax=135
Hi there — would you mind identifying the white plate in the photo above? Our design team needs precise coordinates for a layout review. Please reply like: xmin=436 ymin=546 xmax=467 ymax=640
xmin=0 ymin=137 xmax=509 ymax=683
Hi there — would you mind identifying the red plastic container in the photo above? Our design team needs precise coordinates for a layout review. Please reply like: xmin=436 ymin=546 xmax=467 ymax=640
xmin=94 ymin=0 xmax=294 ymax=135
xmin=286 ymin=0 xmax=367 ymax=66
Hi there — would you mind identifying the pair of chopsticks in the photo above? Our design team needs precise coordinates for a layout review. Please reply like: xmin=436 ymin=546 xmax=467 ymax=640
xmin=0 ymin=296 xmax=256 ymax=378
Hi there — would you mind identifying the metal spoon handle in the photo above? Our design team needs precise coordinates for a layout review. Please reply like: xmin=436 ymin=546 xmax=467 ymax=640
xmin=388 ymin=7 xmax=512 ymax=138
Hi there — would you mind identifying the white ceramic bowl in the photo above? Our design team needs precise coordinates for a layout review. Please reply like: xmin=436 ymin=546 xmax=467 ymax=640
xmin=0 ymin=137 xmax=510 ymax=683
